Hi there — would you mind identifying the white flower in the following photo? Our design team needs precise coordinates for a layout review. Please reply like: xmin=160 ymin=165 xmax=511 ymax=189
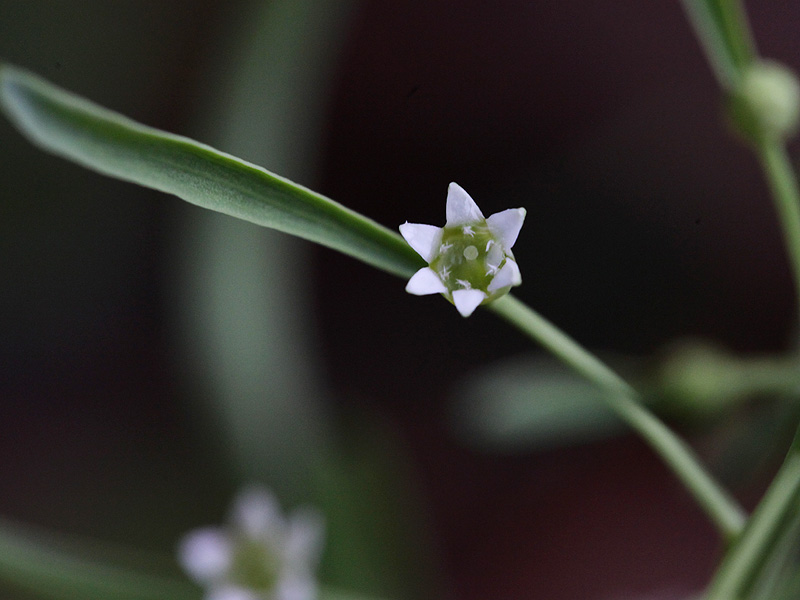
xmin=400 ymin=182 xmax=526 ymax=317
xmin=178 ymin=486 xmax=324 ymax=600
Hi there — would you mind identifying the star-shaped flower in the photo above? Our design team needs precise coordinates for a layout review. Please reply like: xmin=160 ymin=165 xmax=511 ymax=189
xmin=178 ymin=486 xmax=324 ymax=600
xmin=400 ymin=182 xmax=526 ymax=317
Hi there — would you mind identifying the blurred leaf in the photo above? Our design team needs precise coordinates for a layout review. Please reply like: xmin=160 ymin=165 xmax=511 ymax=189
xmin=0 ymin=64 xmax=421 ymax=280
xmin=451 ymin=355 xmax=638 ymax=452
xmin=0 ymin=519 xmax=198 ymax=600
xmin=166 ymin=1 xmax=437 ymax=596
xmin=170 ymin=0 xmax=354 ymax=500
xmin=314 ymin=414 xmax=441 ymax=600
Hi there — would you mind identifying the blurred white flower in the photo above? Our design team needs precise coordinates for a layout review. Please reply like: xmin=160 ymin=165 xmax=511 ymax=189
xmin=178 ymin=486 xmax=324 ymax=600
xmin=400 ymin=182 xmax=525 ymax=317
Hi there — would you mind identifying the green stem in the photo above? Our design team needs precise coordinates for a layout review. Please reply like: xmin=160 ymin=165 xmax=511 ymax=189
xmin=680 ymin=0 xmax=741 ymax=88
xmin=704 ymin=447 xmax=800 ymax=599
xmin=757 ymin=139 xmax=800 ymax=323
xmin=489 ymin=295 xmax=747 ymax=540
xmin=717 ymin=0 xmax=757 ymax=70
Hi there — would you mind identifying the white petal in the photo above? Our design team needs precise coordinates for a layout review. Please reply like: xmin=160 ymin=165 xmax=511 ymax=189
xmin=231 ymin=486 xmax=283 ymax=538
xmin=285 ymin=508 xmax=325 ymax=567
xmin=487 ymin=208 xmax=526 ymax=250
xmin=207 ymin=586 xmax=262 ymax=600
xmin=275 ymin=577 xmax=317 ymax=600
xmin=406 ymin=267 xmax=447 ymax=295
xmin=445 ymin=182 xmax=484 ymax=226
xmin=399 ymin=222 xmax=442 ymax=263
xmin=452 ymin=289 xmax=486 ymax=317
xmin=177 ymin=528 xmax=232 ymax=584
xmin=488 ymin=259 xmax=522 ymax=292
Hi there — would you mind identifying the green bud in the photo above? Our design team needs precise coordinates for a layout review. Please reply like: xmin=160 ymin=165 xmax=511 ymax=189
xmin=727 ymin=60 xmax=800 ymax=143
xmin=657 ymin=340 xmax=744 ymax=418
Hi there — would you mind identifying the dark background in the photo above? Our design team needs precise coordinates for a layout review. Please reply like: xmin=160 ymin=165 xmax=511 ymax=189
xmin=2 ymin=1 xmax=799 ymax=599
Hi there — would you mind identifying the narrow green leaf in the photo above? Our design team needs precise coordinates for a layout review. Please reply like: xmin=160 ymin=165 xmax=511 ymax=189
xmin=0 ymin=63 xmax=422 ymax=279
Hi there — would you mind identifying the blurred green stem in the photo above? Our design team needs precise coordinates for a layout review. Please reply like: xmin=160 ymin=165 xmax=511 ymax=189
xmin=680 ymin=0 xmax=755 ymax=89
xmin=682 ymin=1 xmax=800 ymax=598
xmin=757 ymin=140 xmax=800 ymax=323
xmin=489 ymin=295 xmax=747 ymax=540
xmin=704 ymin=431 xmax=800 ymax=599
xmin=715 ymin=0 xmax=757 ymax=76
xmin=683 ymin=0 xmax=800 ymax=318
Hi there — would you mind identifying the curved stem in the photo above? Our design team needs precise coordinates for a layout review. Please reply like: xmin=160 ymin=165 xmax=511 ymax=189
xmin=704 ymin=449 xmax=800 ymax=599
xmin=757 ymin=139 xmax=800 ymax=324
xmin=489 ymin=294 xmax=747 ymax=540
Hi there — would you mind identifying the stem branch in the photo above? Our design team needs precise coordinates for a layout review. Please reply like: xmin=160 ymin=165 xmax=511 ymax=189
xmin=489 ymin=295 xmax=747 ymax=540
xmin=704 ymin=449 xmax=800 ymax=599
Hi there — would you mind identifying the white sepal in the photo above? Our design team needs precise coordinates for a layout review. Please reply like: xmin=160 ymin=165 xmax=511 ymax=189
xmin=207 ymin=586 xmax=261 ymax=600
xmin=405 ymin=267 xmax=447 ymax=295
xmin=445 ymin=182 xmax=484 ymax=225
xmin=231 ymin=486 xmax=283 ymax=538
xmin=285 ymin=508 xmax=325 ymax=567
xmin=274 ymin=577 xmax=317 ymax=600
xmin=452 ymin=289 xmax=486 ymax=317
xmin=488 ymin=259 xmax=522 ymax=292
xmin=178 ymin=528 xmax=232 ymax=584
xmin=487 ymin=208 xmax=526 ymax=250
xmin=399 ymin=223 xmax=442 ymax=263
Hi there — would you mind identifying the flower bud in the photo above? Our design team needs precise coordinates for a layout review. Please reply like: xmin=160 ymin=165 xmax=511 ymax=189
xmin=657 ymin=341 xmax=743 ymax=418
xmin=727 ymin=60 xmax=800 ymax=143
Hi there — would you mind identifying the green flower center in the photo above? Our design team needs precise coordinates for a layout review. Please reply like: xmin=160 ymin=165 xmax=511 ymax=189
xmin=429 ymin=222 xmax=506 ymax=296
xmin=229 ymin=537 xmax=281 ymax=592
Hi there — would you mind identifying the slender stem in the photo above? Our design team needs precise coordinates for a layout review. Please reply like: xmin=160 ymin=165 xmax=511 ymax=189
xmin=489 ymin=295 xmax=747 ymax=540
xmin=704 ymin=450 xmax=800 ymax=599
xmin=679 ymin=2 xmax=800 ymax=597
xmin=680 ymin=0 xmax=740 ymax=88
xmin=748 ymin=499 xmax=800 ymax=599
xmin=757 ymin=139 xmax=800 ymax=323
xmin=718 ymin=0 xmax=757 ymax=70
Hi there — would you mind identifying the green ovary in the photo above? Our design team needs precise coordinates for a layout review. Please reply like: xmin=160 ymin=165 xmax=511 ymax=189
xmin=229 ymin=538 xmax=281 ymax=592
xmin=430 ymin=222 xmax=508 ymax=300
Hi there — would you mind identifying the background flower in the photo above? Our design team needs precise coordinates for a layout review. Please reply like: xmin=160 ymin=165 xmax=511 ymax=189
xmin=178 ymin=486 xmax=324 ymax=600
